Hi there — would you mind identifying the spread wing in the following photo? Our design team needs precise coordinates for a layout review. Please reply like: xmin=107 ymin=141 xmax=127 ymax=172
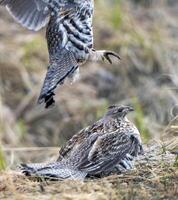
xmin=0 ymin=0 xmax=77 ymax=31
xmin=57 ymin=119 xmax=104 ymax=161
xmin=78 ymin=131 xmax=142 ymax=174
xmin=58 ymin=127 xmax=96 ymax=161
xmin=58 ymin=129 xmax=88 ymax=161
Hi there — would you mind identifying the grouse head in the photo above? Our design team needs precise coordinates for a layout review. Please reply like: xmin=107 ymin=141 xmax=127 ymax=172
xmin=106 ymin=105 xmax=134 ymax=119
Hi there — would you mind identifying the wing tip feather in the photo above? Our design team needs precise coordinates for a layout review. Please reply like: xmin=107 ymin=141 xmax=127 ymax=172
xmin=3 ymin=0 xmax=49 ymax=31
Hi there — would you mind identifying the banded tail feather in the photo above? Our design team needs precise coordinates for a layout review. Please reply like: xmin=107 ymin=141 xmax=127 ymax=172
xmin=38 ymin=49 xmax=78 ymax=108
xmin=20 ymin=162 xmax=87 ymax=180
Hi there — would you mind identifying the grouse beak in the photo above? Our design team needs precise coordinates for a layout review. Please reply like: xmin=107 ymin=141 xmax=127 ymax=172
xmin=126 ymin=106 xmax=134 ymax=113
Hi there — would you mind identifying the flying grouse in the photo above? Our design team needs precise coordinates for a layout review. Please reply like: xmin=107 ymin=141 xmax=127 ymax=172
xmin=0 ymin=0 xmax=120 ymax=108
xmin=20 ymin=105 xmax=143 ymax=180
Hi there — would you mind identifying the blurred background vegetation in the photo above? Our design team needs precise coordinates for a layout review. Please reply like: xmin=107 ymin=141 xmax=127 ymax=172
xmin=0 ymin=0 xmax=178 ymax=168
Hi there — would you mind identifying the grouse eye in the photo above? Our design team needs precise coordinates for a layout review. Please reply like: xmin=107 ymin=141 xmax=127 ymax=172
xmin=117 ymin=107 xmax=124 ymax=112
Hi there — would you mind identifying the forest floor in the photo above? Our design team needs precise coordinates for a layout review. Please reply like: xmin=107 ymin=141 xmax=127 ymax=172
xmin=0 ymin=143 xmax=177 ymax=200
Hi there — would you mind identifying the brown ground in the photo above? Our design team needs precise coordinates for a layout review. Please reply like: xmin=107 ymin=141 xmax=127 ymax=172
xmin=0 ymin=143 xmax=177 ymax=200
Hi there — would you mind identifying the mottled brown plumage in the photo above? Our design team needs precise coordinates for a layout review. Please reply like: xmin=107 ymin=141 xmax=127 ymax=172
xmin=20 ymin=105 xmax=143 ymax=180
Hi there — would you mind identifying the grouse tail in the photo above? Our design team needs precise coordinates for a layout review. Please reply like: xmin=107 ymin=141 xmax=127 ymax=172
xmin=20 ymin=161 xmax=87 ymax=180
xmin=38 ymin=49 xmax=78 ymax=108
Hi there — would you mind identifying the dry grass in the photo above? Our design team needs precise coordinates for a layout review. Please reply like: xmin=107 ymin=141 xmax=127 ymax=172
xmin=0 ymin=143 xmax=177 ymax=200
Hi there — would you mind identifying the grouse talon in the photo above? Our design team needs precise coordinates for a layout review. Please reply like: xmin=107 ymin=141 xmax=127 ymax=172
xmin=103 ymin=53 xmax=112 ymax=64
xmin=103 ymin=51 xmax=121 ymax=64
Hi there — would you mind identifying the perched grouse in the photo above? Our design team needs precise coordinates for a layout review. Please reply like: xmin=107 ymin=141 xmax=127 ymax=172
xmin=20 ymin=105 xmax=143 ymax=180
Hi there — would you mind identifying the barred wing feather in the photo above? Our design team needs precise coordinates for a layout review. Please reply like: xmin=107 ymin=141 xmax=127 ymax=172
xmin=0 ymin=0 xmax=49 ymax=31
xmin=79 ymin=132 xmax=141 ymax=174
